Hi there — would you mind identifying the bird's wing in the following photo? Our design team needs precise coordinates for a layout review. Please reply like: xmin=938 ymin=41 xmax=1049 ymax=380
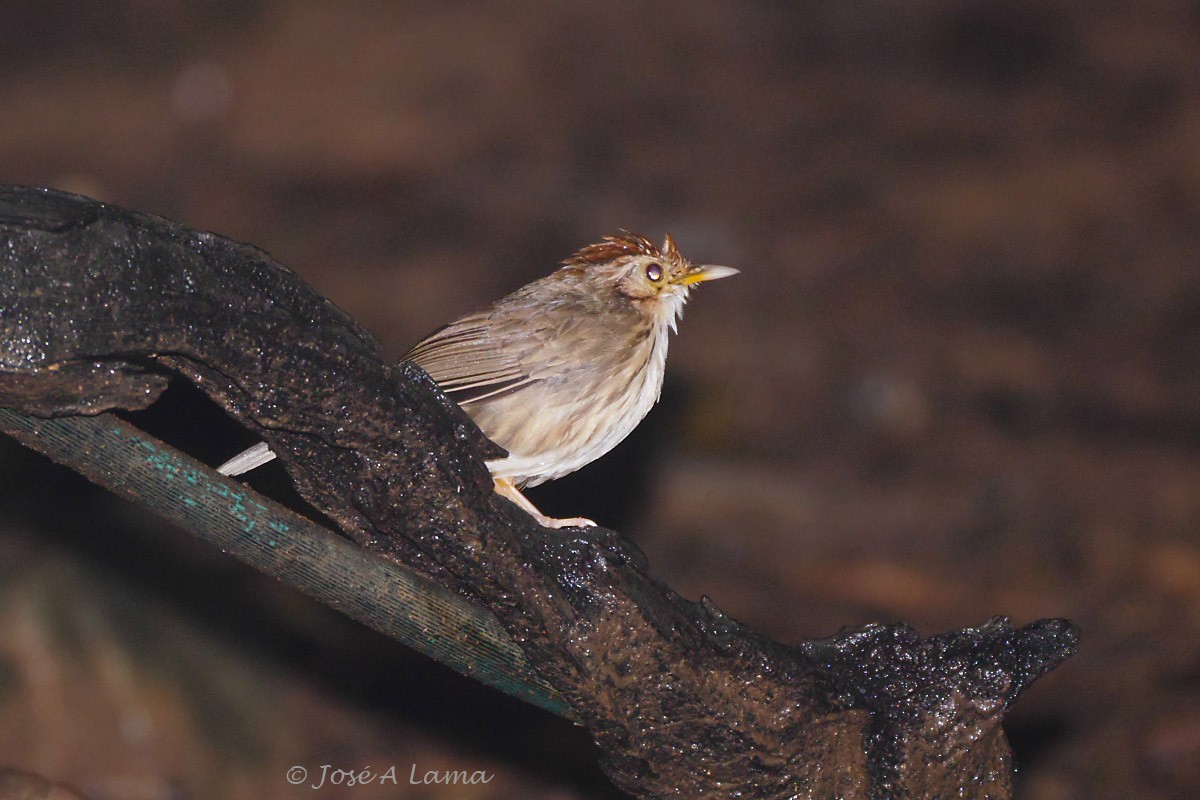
xmin=404 ymin=312 xmax=539 ymax=405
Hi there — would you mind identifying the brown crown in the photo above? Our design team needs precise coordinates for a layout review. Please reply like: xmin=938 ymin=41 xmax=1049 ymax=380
xmin=564 ymin=231 xmax=681 ymax=268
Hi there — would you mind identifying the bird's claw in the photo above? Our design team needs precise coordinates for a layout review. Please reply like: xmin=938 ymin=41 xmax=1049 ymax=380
xmin=535 ymin=514 xmax=598 ymax=529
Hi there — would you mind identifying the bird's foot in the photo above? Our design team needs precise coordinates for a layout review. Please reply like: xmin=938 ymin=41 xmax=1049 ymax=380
xmin=533 ymin=513 xmax=597 ymax=529
xmin=493 ymin=477 xmax=597 ymax=529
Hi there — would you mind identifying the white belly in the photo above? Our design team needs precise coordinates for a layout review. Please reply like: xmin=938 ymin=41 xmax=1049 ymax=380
xmin=480 ymin=318 xmax=669 ymax=487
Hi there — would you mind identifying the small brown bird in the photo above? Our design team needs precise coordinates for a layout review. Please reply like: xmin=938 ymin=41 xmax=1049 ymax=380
xmin=219 ymin=232 xmax=737 ymax=527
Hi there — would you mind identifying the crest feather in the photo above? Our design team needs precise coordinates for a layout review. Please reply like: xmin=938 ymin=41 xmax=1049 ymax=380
xmin=563 ymin=231 xmax=664 ymax=267
xmin=662 ymin=233 xmax=679 ymax=258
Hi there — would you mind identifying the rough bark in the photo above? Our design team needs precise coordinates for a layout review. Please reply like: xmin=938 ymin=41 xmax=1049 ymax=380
xmin=0 ymin=186 xmax=1076 ymax=799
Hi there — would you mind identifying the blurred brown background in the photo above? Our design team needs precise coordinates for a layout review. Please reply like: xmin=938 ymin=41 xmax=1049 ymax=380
xmin=1 ymin=2 xmax=1198 ymax=798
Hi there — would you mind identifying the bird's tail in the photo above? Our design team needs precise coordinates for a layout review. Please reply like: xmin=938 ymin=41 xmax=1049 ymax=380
xmin=217 ymin=441 xmax=277 ymax=476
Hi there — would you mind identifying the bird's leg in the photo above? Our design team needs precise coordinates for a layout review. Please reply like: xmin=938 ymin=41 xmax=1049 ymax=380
xmin=492 ymin=477 xmax=596 ymax=529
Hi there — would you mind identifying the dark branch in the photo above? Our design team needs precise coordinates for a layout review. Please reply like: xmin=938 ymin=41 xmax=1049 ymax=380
xmin=0 ymin=186 xmax=1077 ymax=799
xmin=0 ymin=407 xmax=574 ymax=719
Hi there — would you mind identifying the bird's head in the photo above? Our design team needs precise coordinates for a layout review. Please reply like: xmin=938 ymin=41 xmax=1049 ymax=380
xmin=563 ymin=232 xmax=738 ymax=329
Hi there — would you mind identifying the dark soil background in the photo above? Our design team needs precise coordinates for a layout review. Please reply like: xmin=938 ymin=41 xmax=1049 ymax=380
xmin=2 ymin=3 xmax=1198 ymax=798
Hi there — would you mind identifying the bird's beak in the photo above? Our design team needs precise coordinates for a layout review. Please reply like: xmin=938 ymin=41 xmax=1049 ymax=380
xmin=679 ymin=264 xmax=740 ymax=286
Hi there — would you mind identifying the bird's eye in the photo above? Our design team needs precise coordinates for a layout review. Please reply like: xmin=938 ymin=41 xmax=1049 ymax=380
xmin=644 ymin=262 xmax=664 ymax=282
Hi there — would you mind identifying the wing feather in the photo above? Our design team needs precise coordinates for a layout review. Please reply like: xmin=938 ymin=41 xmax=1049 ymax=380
xmin=404 ymin=313 xmax=538 ymax=406
xmin=403 ymin=280 xmax=636 ymax=408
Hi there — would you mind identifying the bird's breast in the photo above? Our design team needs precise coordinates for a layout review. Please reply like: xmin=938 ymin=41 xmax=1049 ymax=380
xmin=471 ymin=317 xmax=669 ymax=486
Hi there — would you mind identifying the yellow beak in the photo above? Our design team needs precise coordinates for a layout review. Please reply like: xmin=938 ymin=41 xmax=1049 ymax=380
xmin=679 ymin=264 xmax=740 ymax=286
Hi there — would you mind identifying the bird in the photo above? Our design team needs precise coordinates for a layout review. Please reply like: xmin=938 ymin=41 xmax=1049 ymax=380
xmin=217 ymin=232 xmax=738 ymax=528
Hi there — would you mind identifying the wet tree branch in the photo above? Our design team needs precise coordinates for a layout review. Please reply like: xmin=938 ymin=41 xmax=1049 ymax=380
xmin=0 ymin=186 xmax=1076 ymax=799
